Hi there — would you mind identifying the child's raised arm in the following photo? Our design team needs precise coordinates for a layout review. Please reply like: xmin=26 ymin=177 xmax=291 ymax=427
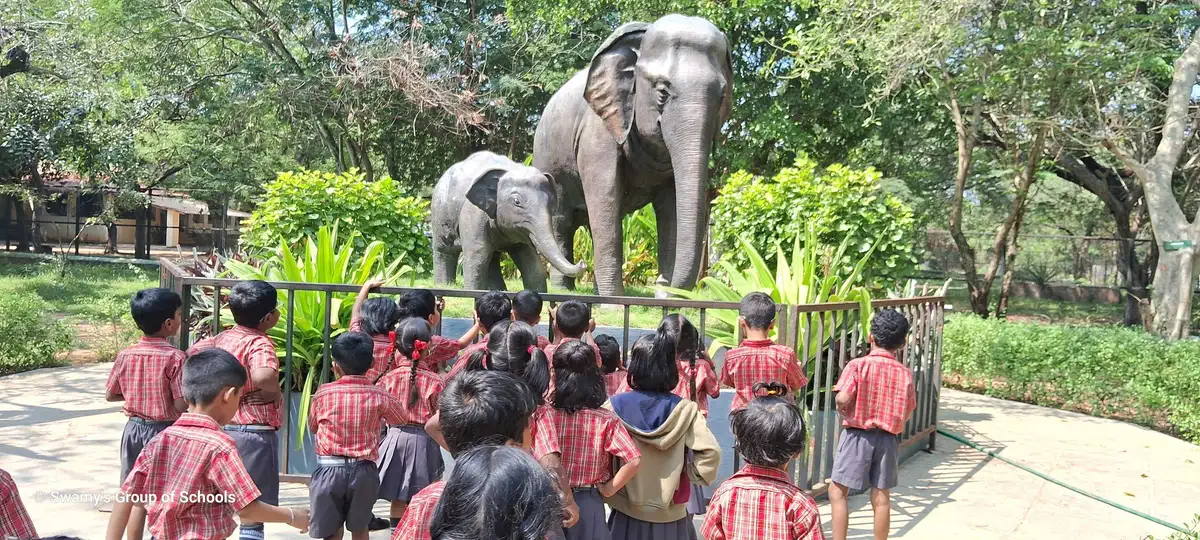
xmin=424 ymin=411 xmax=450 ymax=451
xmin=455 ymin=311 xmax=482 ymax=348
xmin=350 ymin=278 xmax=386 ymax=327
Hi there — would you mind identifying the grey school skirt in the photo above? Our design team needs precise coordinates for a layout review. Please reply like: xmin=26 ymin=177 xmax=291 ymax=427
xmin=120 ymin=417 xmax=173 ymax=482
xmin=607 ymin=511 xmax=698 ymax=540
xmin=564 ymin=487 xmax=609 ymax=540
xmin=376 ymin=424 xmax=443 ymax=502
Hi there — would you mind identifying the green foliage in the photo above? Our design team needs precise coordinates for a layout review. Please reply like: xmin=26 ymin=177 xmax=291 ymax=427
xmin=240 ymin=170 xmax=432 ymax=274
xmin=573 ymin=206 xmax=659 ymax=286
xmin=220 ymin=225 xmax=412 ymax=442
xmin=943 ymin=315 xmax=1200 ymax=443
xmin=712 ymin=158 xmax=917 ymax=289
xmin=665 ymin=226 xmax=874 ymax=359
xmin=0 ymin=291 xmax=73 ymax=375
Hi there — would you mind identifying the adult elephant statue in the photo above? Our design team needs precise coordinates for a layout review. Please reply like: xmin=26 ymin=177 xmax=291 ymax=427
xmin=534 ymin=14 xmax=733 ymax=296
xmin=431 ymin=151 xmax=587 ymax=292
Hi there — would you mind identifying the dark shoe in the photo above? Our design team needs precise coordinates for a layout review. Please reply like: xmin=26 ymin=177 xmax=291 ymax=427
xmin=368 ymin=516 xmax=391 ymax=531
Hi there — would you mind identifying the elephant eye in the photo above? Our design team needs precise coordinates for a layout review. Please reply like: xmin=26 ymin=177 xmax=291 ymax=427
xmin=656 ymin=87 xmax=670 ymax=108
xmin=511 ymin=194 xmax=523 ymax=207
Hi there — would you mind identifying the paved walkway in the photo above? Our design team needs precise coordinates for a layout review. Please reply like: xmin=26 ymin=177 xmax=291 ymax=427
xmin=1 ymin=364 xmax=1197 ymax=539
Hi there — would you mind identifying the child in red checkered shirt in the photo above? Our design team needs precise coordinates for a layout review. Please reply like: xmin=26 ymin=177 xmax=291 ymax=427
xmin=543 ymin=300 xmax=602 ymax=400
xmin=829 ymin=309 xmax=915 ymax=540
xmin=0 ymin=468 xmax=38 ymax=540
xmin=105 ymin=349 xmax=309 ymax=540
xmin=444 ymin=291 xmax=510 ymax=379
xmin=397 ymin=289 xmax=481 ymax=373
xmin=308 ymin=332 xmax=407 ymax=540
xmin=186 ymin=280 xmax=283 ymax=540
xmin=393 ymin=370 xmax=544 ymax=540
xmin=347 ymin=280 xmax=403 ymax=383
xmin=105 ymin=287 xmax=188 ymax=539
xmin=512 ymin=290 xmax=551 ymax=349
xmin=594 ymin=334 xmax=628 ymax=396
xmin=702 ymin=382 xmax=823 ymax=540
xmin=550 ymin=340 xmax=641 ymax=540
xmin=375 ymin=318 xmax=445 ymax=529
xmin=720 ymin=292 xmax=808 ymax=414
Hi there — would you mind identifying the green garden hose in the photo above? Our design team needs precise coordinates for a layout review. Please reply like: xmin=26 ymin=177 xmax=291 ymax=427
xmin=936 ymin=428 xmax=1191 ymax=534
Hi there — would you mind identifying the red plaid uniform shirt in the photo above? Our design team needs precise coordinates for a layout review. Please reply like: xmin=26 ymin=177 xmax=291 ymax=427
xmin=309 ymin=375 xmax=407 ymax=460
xmin=701 ymin=465 xmax=825 ymax=540
xmin=187 ymin=326 xmax=281 ymax=427
xmin=720 ymin=340 xmax=808 ymax=413
xmin=531 ymin=405 xmax=560 ymax=460
xmin=551 ymin=408 xmax=640 ymax=487
xmin=0 ymin=469 xmax=37 ymax=540
xmin=392 ymin=480 xmax=445 ymax=540
xmin=120 ymin=413 xmax=262 ymax=540
xmin=543 ymin=337 xmax=603 ymax=401
xmin=106 ymin=337 xmax=187 ymax=421
xmin=376 ymin=362 xmax=445 ymax=425
xmin=406 ymin=334 xmax=462 ymax=372
xmin=672 ymin=358 xmax=720 ymax=416
xmin=348 ymin=317 xmax=396 ymax=382
xmin=834 ymin=350 xmax=916 ymax=435
xmin=604 ymin=368 xmax=628 ymax=396
xmin=445 ymin=336 xmax=487 ymax=379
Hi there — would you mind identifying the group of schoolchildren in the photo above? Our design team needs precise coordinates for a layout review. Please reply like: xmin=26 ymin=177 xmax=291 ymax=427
xmin=0 ymin=280 xmax=917 ymax=540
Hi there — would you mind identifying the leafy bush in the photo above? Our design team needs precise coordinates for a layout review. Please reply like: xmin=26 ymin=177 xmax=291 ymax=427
xmin=711 ymin=157 xmax=918 ymax=288
xmin=665 ymin=225 xmax=874 ymax=359
xmin=944 ymin=315 xmax=1200 ymax=443
xmin=574 ymin=206 xmax=660 ymax=286
xmin=240 ymin=169 xmax=432 ymax=275
xmin=0 ymin=292 xmax=73 ymax=375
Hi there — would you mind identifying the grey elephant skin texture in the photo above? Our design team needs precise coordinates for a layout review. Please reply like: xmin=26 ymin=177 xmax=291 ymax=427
xmin=533 ymin=14 xmax=733 ymax=297
xmin=431 ymin=151 xmax=587 ymax=292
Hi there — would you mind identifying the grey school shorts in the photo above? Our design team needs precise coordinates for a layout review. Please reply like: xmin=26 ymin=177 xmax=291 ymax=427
xmin=223 ymin=426 xmax=280 ymax=505
xmin=120 ymin=417 xmax=173 ymax=482
xmin=309 ymin=458 xmax=381 ymax=538
xmin=830 ymin=427 xmax=900 ymax=490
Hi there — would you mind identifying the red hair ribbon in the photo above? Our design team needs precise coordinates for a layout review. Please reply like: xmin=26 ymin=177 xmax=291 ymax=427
xmin=412 ymin=339 xmax=428 ymax=360
xmin=527 ymin=345 xmax=535 ymax=354
xmin=386 ymin=331 xmax=397 ymax=360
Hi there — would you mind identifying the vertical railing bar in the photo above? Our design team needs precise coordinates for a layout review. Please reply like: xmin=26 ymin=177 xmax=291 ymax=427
xmin=211 ymin=285 xmax=221 ymax=335
xmin=820 ymin=309 xmax=837 ymax=480
xmin=807 ymin=311 xmax=824 ymax=488
xmin=916 ymin=303 xmax=929 ymax=435
xmin=179 ymin=283 xmax=192 ymax=350
xmin=281 ymin=288 xmax=295 ymax=475
xmin=698 ymin=308 xmax=707 ymax=357
xmin=800 ymin=311 xmax=813 ymax=490
xmin=662 ymin=306 xmax=668 ymax=320
xmin=321 ymin=290 xmax=333 ymax=385
xmin=834 ymin=308 xmax=852 ymax=447
xmin=931 ymin=301 xmax=944 ymax=449
xmin=777 ymin=304 xmax=789 ymax=349
xmin=622 ymin=305 xmax=631 ymax=365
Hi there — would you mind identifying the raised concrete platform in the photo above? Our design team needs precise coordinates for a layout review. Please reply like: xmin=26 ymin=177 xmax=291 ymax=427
xmin=1 ymin=364 xmax=1197 ymax=539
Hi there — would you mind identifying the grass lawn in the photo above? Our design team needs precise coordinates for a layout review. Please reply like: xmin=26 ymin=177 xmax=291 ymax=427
xmin=0 ymin=259 xmax=156 ymax=362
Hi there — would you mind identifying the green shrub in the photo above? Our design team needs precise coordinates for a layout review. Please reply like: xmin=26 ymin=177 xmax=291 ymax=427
xmin=573 ymin=206 xmax=659 ymax=286
xmin=943 ymin=315 xmax=1200 ymax=443
xmin=711 ymin=157 xmax=918 ymax=288
xmin=240 ymin=169 xmax=432 ymax=274
xmin=0 ymin=292 xmax=73 ymax=375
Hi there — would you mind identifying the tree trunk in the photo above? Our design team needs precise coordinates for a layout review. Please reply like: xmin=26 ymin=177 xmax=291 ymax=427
xmin=995 ymin=208 xmax=1026 ymax=318
xmin=14 ymin=199 xmax=30 ymax=251
xmin=943 ymin=82 xmax=987 ymax=316
xmin=30 ymin=167 xmax=45 ymax=253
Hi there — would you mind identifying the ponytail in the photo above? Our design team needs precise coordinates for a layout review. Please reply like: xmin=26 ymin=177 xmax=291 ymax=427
xmin=524 ymin=347 xmax=550 ymax=406
xmin=393 ymin=318 xmax=432 ymax=406
xmin=408 ymin=339 xmax=428 ymax=406
xmin=689 ymin=354 xmax=697 ymax=400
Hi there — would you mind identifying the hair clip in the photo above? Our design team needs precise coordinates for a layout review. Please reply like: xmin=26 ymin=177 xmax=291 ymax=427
xmin=412 ymin=339 xmax=427 ymax=359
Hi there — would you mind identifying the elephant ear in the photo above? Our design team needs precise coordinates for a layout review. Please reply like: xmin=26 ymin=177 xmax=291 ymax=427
xmin=585 ymin=22 xmax=650 ymax=145
xmin=465 ymin=169 xmax=506 ymax=221
xmin=718 ymin=40 xmax=735 ymax=128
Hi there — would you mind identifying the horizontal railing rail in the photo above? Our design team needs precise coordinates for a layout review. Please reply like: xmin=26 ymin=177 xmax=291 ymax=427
xmin=159 ymin=258 xmax=944 ymax=492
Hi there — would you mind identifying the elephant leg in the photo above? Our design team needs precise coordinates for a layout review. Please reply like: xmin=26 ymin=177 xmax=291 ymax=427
xmin=578 ymin=145 xmax=625 ymax=297
xmin=653 ymin=187 xmax=678 ymax=295
xmin=487 ymin=253 xmax=507 ymax=291
xmin=461 ymin=245 xmax=491 ymax=291
xmin=510 ymin=244 xmax=549 ymax=293
xmin=433 ymin=243 xmax=461 ymax=285
xmin=548 ymin=218 xmax=578 ymax=291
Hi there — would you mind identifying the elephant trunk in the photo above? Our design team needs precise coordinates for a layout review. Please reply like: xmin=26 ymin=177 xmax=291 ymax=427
xmin=532 ymin=223 xmax=587 ymax=278
xmin=663 ymin=103 xmax=716 ymax=290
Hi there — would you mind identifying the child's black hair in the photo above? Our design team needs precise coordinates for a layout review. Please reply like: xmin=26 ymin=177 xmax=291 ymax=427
xmin=464 ymin=320 xmax=550 ymax=404
xmin=627 ymin=333 xmax=678 ymax=393
xmin=554 ymin=300 xmax=590 ymax=337
xmin=430 ymin=445 xmax=561 ymax=540
xmin=438 ymin=370 xmax=538 ymax=455
xmin=730 ymin=382 xmax=807 ymax=468
xmin=395 ymin=317 xmax=434 ymax=405
xmin=130 ymin=287 xmax=182 ymax=335
xmin=552 ymin=340 xmax=606 ymax=413
xmin=476 ymin=291 xmax=513 ymax=331
xmin=593 ymin=334 xmax=621 ymax=374
xmin=871 ymin=309 xmax=910 ymax=350
xmin=332 ymin=331 xmax=374 ymax=376
xmin=657 ymin=314 xmax=701 ymax=399
xmin=400 ymin=289 xmax=439 ymax=321
xmin=183 ymin=348 xmax=247 ymax=405
xmin=512 ymin=290 xmax=543 ymax=324
xmin=228 ymin=280 xmax=278 ymax=327
xmin=740 ymin=292 xmax=776 ymax=330
xmin=359 ymin=297 xmax=401 ymax=336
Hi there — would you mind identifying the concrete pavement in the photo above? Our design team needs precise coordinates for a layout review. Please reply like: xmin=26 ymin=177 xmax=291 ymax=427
xmin=1 ymin=364 xmax=1197 ymax=539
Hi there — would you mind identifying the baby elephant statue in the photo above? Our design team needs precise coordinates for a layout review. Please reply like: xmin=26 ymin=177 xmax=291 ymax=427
xmin=431 ymin=151 xmax=587 ymax=292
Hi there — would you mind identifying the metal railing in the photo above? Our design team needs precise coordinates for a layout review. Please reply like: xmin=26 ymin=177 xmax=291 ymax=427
xmin=159 ymin=258 xmax=944 ymax=493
